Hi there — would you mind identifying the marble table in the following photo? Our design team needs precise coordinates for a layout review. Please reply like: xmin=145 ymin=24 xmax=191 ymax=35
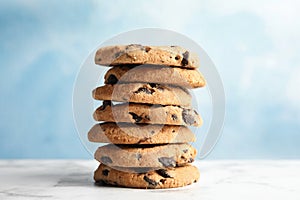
xmin=0 ymin=160 xmax=299 ymax=200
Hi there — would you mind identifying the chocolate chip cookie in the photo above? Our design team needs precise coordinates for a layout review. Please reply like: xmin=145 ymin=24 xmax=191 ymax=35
xmin=94 ymin=143 xmax=196 ymax=168
xmin=95 ymin=44 xmax=199 ymax=69
xmin=104 ymin=65 xmax=206 ymax=88
xmin=94 ymin=164 xmax=200 ymax=189
xmin=88 ymin=122 xmax=195 ymax=144
xmin=92 ymin=83 xmax=191 ymax=107
xmin=93 ymin=102 xmax=202 ymax=127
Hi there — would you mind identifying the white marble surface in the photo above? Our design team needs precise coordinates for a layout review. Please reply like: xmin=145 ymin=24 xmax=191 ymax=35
xmin=0 ymin=160 xmax=299 ymax=200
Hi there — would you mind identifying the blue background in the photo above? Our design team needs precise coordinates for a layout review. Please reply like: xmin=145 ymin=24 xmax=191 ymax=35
xmin=1 ymin=0 xmax=299 ymax=159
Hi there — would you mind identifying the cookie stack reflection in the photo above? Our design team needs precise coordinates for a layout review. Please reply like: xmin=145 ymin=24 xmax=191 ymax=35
xmin=88 ymin=44 xmax=206 ymax=189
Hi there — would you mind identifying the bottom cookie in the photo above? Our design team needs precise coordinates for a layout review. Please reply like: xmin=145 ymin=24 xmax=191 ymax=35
xmin=94 ymin=164 xmax=200 ymax=189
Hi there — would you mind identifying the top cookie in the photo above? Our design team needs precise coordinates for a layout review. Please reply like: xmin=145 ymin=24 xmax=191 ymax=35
xmin=95 ymin=44 xmax=199 ymax=69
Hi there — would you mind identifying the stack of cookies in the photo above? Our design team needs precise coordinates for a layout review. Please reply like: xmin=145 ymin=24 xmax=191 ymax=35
xmin=88 ymin=44 xmax=206 ymax=189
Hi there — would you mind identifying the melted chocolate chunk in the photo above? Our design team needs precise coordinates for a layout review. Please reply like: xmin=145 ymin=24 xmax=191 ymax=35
xmin=134 ymin=87 xmax=154 ymax=94
xmin=106 ymin=74 xmax=118 ymax=84
xmin=136 ymin=153 xmax=142 ymax=160
xmin=100 ymin=100 xmax=111 ymax=110
xmin=143 ymin=176 xmax=158 ymax=186
xmin=100 ymin=156 xmax=113 ymax=164
xmin=129 ymin=112 xmax=143 ymax=123
xmin=149 ymin=83 xmax=157 ymax=88
xmin=156 ymin=169 xmax=172 ymax=178
xmin=102 ymin=169 xmax=110 ymax=176
xmin=138 ymin=137 xmax=148 ymax=144
xmin=181 ymin=51 xmax=189 ymax=66
xmin=171 ymin=114 xmax=177 ymax=120
xmin=149 ymin=83 xmax=164 ymax=91
xmin=145 ymin=46 xmax=151 ymax=52
xmin=158 ymin=157 xmax=176 ymax=167
xmin=160 ymin=179 xmax=167 ymax=184
xmin=182 ymin=109 xmax=195 ymax=125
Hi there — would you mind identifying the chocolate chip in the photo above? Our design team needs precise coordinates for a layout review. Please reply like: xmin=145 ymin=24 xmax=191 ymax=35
xmin=183 ymin=149 xmax=188 ymax=153
xmin=145 ymin=46 xmax=151 ymax=52
xmin=149 ymin=83 xmax=157 ymax=88
xmin=129 ymin=112 xmax=143 ymax=123
xmin=170 ymin=45 xmax=176 ymax=47
xmin=175 ymin=55 xmax=180 ymax=60
xmin=158 ymin=157 xmax=176 ymax=167
xmin=99 ymin=100 xmax=111 ymax=110
xmin=145 ymin=115 xmax=150 ymax=120
xmin=151 ymin=130 xmax=155 ymax=134
xmin=100 ymin=156 xmax=113 ymax=164
xmin=160 ymin=179 xmax=167 ymax=183
xmin=134 ymin=87 xmax=154 ymax=94
xmin=149 ymin=83 xmax=164 ymax=91
xmin=182 ymin=109 xmax=195 ymax=125
xmin=156 ymin=169 xmax=172 ymax=178
xmin=102 ymin=169 xmax=110 ymax=176
xmin=181 ymin=51 xmax=189 ymax=66
xmin=143 ymin=176 xmax=158 ymax=186
xmin=106 ymin=74 xmax=118 ymax=84
xmin=171 ymin=114 xmax=177 ymax=120
xmin=188 ymin=158 xmax=194 ymax=163
xmin=136 ymin=153 xmax=142 ymax=160
xmin=138 ymin=137 xmax=149 ymax=144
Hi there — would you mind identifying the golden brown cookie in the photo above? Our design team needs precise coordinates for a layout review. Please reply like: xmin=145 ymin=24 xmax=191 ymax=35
xmin=104 ymin=65 xmax=206 ymax=88
xmin=94 ymin=143 xmax=196 ymax=168
xmin=95 ymin=44 xmax=199 ymax=68
xmin=92 ymin=83 xmax=191 ymax=107
xmin=93 ymin=102 xmax=202 ymax=127
xmin=94 ymin=164 xmax=200 ymax=189
xmin=88 ymin=122 xmax=196 ymax=144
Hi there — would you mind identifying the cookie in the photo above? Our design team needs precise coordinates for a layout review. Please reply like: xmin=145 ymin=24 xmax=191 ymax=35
xmin=95 ymin=44 xmax=199 ymax=69
xmin=94 ymin=143 xmax=196 ymax=169
xmin=92 ymin=83 xmax=191 ymax=107
xmin=94 ymin=164 xmax=200 ymax=189
xmin=104 ymin=65 xmax=206 ymax=88
xmin=93 ymin=102 xmax=202 ymax=127
xmin=88 ymin=122 xmax=196 ymax=144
